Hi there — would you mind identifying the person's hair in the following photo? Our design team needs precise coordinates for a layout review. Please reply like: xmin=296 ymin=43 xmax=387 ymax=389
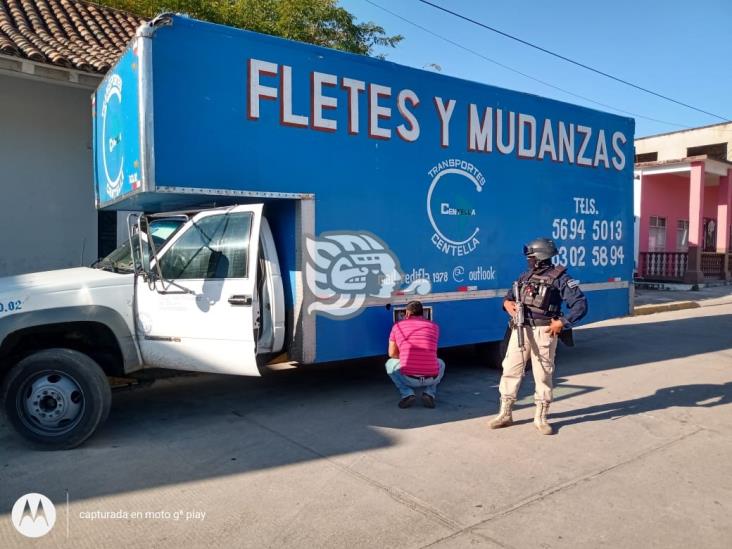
xmin=406 ymin=300 xmax=423 ymax=317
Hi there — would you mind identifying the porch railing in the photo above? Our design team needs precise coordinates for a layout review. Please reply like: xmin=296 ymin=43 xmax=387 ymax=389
xmin=701 ymin=252 xmax=725 ymax=279
xmin=638 ymin=252 xmax=688 ymax=281
xmin=638 ymin=251 xmax=729 ymax=281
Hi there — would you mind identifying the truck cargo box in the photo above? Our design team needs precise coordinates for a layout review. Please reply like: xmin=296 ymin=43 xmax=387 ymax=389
xmin=93 ymin=15 xmax=634 ymax=363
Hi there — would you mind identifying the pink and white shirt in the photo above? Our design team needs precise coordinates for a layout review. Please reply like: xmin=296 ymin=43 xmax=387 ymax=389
xmin=389 ymin=317 xmax=440 ymax=377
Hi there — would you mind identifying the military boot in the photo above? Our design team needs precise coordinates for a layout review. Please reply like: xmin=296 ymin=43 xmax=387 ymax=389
xmin=488 ymin=397 xmax=515 ymax=429
xmin=534 ymin=400 xmax=554 ymax=435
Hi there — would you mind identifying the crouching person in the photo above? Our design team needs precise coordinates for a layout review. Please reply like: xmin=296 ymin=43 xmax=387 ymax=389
xmin=385 ymin=300 xmax=445 ymax=408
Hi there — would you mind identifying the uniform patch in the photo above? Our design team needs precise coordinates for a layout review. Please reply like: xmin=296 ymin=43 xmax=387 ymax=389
xmin=567 ymin=279 xmax=580 ymax=288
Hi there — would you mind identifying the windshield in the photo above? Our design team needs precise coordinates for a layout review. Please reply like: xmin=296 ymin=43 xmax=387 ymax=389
xmin=93 ymin=219 xmax=184 ymax=273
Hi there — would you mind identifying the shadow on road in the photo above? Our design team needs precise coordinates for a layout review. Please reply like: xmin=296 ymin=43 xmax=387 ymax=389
xmin=565 ymin=312 xmax=732 ymax=375
xmin=0 ymin=312 xmax=730 ymax=509
xmin=513 ymin=312 xmax=732 ymax=410
xmin=0 ymin=350 xmax=502 ymax=511
xmin=549 ymin=382 xmax=732 ymax=432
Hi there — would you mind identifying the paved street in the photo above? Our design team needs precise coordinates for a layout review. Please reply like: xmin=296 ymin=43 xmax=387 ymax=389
xmin=634 ymin=283 xmax=732 ymax=308
xmin=1 ymin=302 xmax=731 ymax=549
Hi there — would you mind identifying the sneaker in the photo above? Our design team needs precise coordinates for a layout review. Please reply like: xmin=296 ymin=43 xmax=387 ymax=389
xmin=398 ymin=395 xmax=416 ymax=408
xmin=421 ymin=393 xmax=436 ymax=408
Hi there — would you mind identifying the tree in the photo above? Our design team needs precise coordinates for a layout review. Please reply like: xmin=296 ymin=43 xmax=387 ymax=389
xmin=96 ymin=0 xmax=402 ymax=57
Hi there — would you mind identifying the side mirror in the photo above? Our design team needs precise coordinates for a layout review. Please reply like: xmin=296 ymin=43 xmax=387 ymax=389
xmin=128 ymin=213 xmax=194 ymax=295
xmin=136 ymin=216 xmax=153 ymax=276
xmin=126 ymin=213 xmax=152 ymax=279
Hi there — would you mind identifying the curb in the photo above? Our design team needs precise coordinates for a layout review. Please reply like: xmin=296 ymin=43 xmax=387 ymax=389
xmin=633 ymin=301 xmax=701 ymax=316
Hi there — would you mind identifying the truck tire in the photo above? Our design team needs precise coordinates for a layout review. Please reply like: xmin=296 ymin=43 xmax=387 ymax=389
xmin=2 ymin=349 xmax=111 ymax=450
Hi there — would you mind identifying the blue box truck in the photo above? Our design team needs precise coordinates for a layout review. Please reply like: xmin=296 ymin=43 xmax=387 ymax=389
xmin=0 ymin=14 xmax=634 ymax=448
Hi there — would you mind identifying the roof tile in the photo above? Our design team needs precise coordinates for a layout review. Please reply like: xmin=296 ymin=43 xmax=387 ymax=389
xmin=0 ymin=0 xmax=143 ymax=73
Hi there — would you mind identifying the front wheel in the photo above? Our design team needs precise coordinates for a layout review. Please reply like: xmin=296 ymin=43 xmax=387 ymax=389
xmin=2 ymin=349 xmax=111 ymax=450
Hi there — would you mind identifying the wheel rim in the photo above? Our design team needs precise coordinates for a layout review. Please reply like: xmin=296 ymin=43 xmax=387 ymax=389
xmin=16 ymin=370 xmax=86 ymax=436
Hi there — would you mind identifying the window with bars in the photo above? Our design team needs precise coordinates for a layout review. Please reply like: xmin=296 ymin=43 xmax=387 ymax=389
xmin=649 ymin=216 xmax=667 ymax=252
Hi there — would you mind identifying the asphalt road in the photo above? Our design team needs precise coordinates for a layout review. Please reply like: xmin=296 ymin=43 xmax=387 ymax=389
xmin=634 ymin=283 xmax=732 ymax=307
xmin=1 ymin=303 xmax=731 ymax=548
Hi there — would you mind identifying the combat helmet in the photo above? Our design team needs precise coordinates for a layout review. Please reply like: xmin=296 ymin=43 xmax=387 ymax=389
xmin=523 ymin=237 xmax=558 ymax=261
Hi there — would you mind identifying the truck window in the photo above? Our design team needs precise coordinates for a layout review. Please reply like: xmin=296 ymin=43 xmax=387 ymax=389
xmin=93 ymin=218 xmax=184 ymax=273
xmin=159 ymin=212 xmax=252 ymax=280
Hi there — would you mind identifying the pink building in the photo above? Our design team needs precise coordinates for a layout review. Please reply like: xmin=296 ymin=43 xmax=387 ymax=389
xmin=634 ymin=126 xmax=732 ymax=283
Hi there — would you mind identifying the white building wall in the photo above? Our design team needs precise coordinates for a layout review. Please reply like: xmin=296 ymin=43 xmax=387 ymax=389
xmin=0 ymin=73 xmax=98 ymax=276
xmin=635 ymin=123 xmax=732 ymax=161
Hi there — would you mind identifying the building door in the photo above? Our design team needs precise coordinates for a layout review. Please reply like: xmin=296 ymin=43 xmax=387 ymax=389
xmin=703 ymin=218 xmax=717 ymax=252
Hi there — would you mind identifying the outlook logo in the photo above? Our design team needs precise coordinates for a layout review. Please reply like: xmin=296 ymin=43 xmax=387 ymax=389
xmin=11 ymin=493 xmax=56 ymax=538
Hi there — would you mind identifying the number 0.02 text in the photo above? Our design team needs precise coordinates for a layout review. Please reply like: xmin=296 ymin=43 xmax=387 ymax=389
xmin=0 ymin=300 xmax=22 ymax=314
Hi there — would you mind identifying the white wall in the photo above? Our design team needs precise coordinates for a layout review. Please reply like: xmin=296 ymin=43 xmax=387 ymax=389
xmin=0 ymin=73 xmax=98 ymax=276
xmin=635 ymin=123 xmax=732 ymax=162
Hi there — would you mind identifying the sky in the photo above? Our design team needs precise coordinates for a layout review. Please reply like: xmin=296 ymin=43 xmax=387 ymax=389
xmin=340 ymin=0 xmax=732 ymax=138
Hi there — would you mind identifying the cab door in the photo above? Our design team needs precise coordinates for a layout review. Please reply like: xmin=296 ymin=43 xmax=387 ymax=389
xmin=135 ymin=205 xmax=263 ymax=376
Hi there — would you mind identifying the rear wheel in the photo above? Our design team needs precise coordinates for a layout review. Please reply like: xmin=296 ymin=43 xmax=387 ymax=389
xmin=2 ymin=349 xmax=111 ymax=450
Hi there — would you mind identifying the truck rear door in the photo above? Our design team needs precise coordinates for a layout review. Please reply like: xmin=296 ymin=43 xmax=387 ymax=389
xmin=135 ymin=205 xmax=263 ymax=375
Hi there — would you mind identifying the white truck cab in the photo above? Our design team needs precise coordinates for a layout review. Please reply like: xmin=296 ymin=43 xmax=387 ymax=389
xmin=0 ymin=205 xmax=284 ymax=449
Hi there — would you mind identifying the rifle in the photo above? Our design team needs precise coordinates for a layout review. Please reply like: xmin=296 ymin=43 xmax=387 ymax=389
xmin=512 ymin=281 xmax=525 ymax=350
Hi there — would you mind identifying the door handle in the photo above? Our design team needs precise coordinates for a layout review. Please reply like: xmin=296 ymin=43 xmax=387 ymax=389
xmin=228 ymin=295 xmax=253 ymax=306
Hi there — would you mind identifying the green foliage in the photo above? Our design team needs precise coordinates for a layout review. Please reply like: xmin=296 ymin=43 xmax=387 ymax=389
xmin=95 ymin=0 xmax=402 ymax=56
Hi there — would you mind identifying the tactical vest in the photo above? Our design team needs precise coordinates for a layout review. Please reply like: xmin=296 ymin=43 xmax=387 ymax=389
xmin=519 ymin=265 xmax=566 ymax=316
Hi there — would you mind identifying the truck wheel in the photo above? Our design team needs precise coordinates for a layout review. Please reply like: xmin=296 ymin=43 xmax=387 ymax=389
xmin=2 ymin=349 xmax=111 ymax=450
